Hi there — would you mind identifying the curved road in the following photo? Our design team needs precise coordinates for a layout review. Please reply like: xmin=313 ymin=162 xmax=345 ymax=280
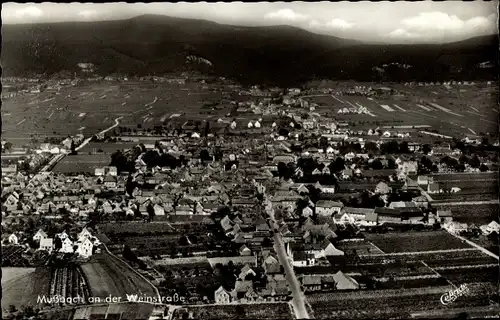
xmin=76 ymin=116 xmax=123 ymax=151
xmin=39 ymin=117 xmax=123 ymax=172
xmin=264 ymin=197 xmax=310 ymax=319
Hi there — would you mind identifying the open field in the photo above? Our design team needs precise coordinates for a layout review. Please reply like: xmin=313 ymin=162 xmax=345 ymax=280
xmin=52 ymin=154 xmax=110 ymax=174
xmin=364 ymin=231 xmax=472 ymax=253
xmin=80 ymin=252 xmax=157 ymax=300
xmin=172 ymin=303 xmax=294 ymax=320
xmin=1 ymin=81 xmax=227 ymax=141
xmin=1 ymin=267 xmax=52 ymax=313
xmin=432 ymin=203 xmax=499 ymax=225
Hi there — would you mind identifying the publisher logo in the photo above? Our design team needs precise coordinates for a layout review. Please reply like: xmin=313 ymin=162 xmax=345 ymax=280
xmin=440 ymin=284 xmax=470 ymax=305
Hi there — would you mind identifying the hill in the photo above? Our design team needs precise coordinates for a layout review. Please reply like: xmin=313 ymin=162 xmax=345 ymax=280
xmin=2 ymin=14 xmax=497 ymax=85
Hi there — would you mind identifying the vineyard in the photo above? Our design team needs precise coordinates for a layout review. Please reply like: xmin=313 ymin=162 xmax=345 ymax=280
xmin=48 ymin=264 xmax=90 ymax=305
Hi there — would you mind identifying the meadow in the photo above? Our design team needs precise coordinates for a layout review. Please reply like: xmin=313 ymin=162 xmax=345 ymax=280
xmin=1 ymin=267 xmax=51 ymax=314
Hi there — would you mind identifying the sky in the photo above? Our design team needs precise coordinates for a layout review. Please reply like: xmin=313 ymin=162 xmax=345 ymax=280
xmin=2 ymin=2 xmax=498 ymax=43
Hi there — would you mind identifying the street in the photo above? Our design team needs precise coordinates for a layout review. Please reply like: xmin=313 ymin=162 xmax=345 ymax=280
xmin=264 ymin=197 xmax=310 ymax=319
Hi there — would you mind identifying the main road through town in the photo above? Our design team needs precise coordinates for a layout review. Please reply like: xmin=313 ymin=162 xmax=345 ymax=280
xmin=263 ymin=195 xmax=310 ymax=319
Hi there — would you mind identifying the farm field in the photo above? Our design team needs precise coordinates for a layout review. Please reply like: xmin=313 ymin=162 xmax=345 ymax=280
xmin=433 ymin=203 xmax=499 ymax=225
xmin=80 ymin=251 xmax=157 ymax=300
xmin=48 ymin=265 xmax=90 ymax=306
xmin=1 ymin=267 xmax=52 ymax=314
xmin=172 ymin=303 xmax=294 ymax=320
xmin=303 ymin=83 xmax=497 ymax=139
xmin=307 ymin=287 xmax=491 ymax=319
xmin=364 ymin=231 xmax=471 ymax=253
xmin=1 ymin=81 xmax=225 ymax=141
xmin=52 ymin=154 xmax=110 ymax=174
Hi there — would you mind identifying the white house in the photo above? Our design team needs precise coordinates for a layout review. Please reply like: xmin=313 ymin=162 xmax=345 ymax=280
xmin=76 ymin=238 xmax=94 ymax=258
xmin=33 ymin=229 xmax=48 ymax=242
xmin=60 ymin=238 xmax=74 ymax=253
xmin=78 ymin=228 xmax=93 ymax=242
xmin=39 ymin=238 xmax=54 ymax=253
xmin=8 ymin=233 xmax=19 ymax=245
xmin=191 ymin=132 xmax=200 ymax=139
xmin=230 ymin=121 xmax=237 ymax=129
xmin=248 ymin=121 xmax=254 ymax=128
xmin=333 ymin=212 xmax=355 ymax=225
xmin=316 ymin=200 xmax=343 ymax=216
xmin=214 ymin=286 xmax=231 ymax=304
xmin=254 ymin=121 xmax=261 ymax=128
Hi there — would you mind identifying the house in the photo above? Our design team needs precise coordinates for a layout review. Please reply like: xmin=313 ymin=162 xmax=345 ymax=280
xmin=239 ymin=264 xmax=256 ymax=280
xmin=60 ymin=238 xmax=74 ymax=253
xmin=78 ymin=228 xmax=93 ymax=242
xmin=443 ymin=221 xmax=468 ymax=234
xmin=321 ymin=240 xmax=345 ymax=257
xmin=375 ymin=207 xmax=400 ymax=224
xmin=214 ymin=286 xmax=231 ymax=304
xmin=292 ymin=252 xmax=316 ymax=267
xmin=480 ymin=221 xmax=500 ymax=235
xmin=316 ymin=200 xmax=344 ymax=216
xmin=8 ymin=233 xmax=19 ymax=245
xmin=263 ymin=255 xmax=281 ymax=274
xmin=412 ymin=195 xmax=429 ymax=209
xmin=39 ymin=238 xmax=54 ymax=253
xmin=332 ymin=271 xmax=360 ymax=290
xmin=76 ymin=238 xmax=94 ymax=258
xmin=239 ymin=244 xmax=252 ymax=256
xmin=343 ymin=207 xmax=375 ymax=222
xmin=417 ymin=175 xmax=432 ymax=186
xmin=333 ymin=212 xmax=355 ymax=225
xmin=302 ymin=206 xmax=313 ymax=218
xmin=437 ymin=210 xmax=453 ymax=223
xmin=153 ymin=204 xmax=165 ymax=216
xmin=33 ymin=229 xmax=48 ymax=242
xmin=230 ymin=280 xmax=254 ymax=301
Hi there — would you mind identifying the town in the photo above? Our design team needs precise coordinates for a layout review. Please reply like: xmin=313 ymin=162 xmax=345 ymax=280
xmin=2 ymin=72 xmax=499 ymax=320
xmin=2 ymin=2 xmax=499 ymax=320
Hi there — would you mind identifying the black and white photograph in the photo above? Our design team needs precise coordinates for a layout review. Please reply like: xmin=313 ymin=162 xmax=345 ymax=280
xmin=1 ymin=1 xmax=499 ymax=319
